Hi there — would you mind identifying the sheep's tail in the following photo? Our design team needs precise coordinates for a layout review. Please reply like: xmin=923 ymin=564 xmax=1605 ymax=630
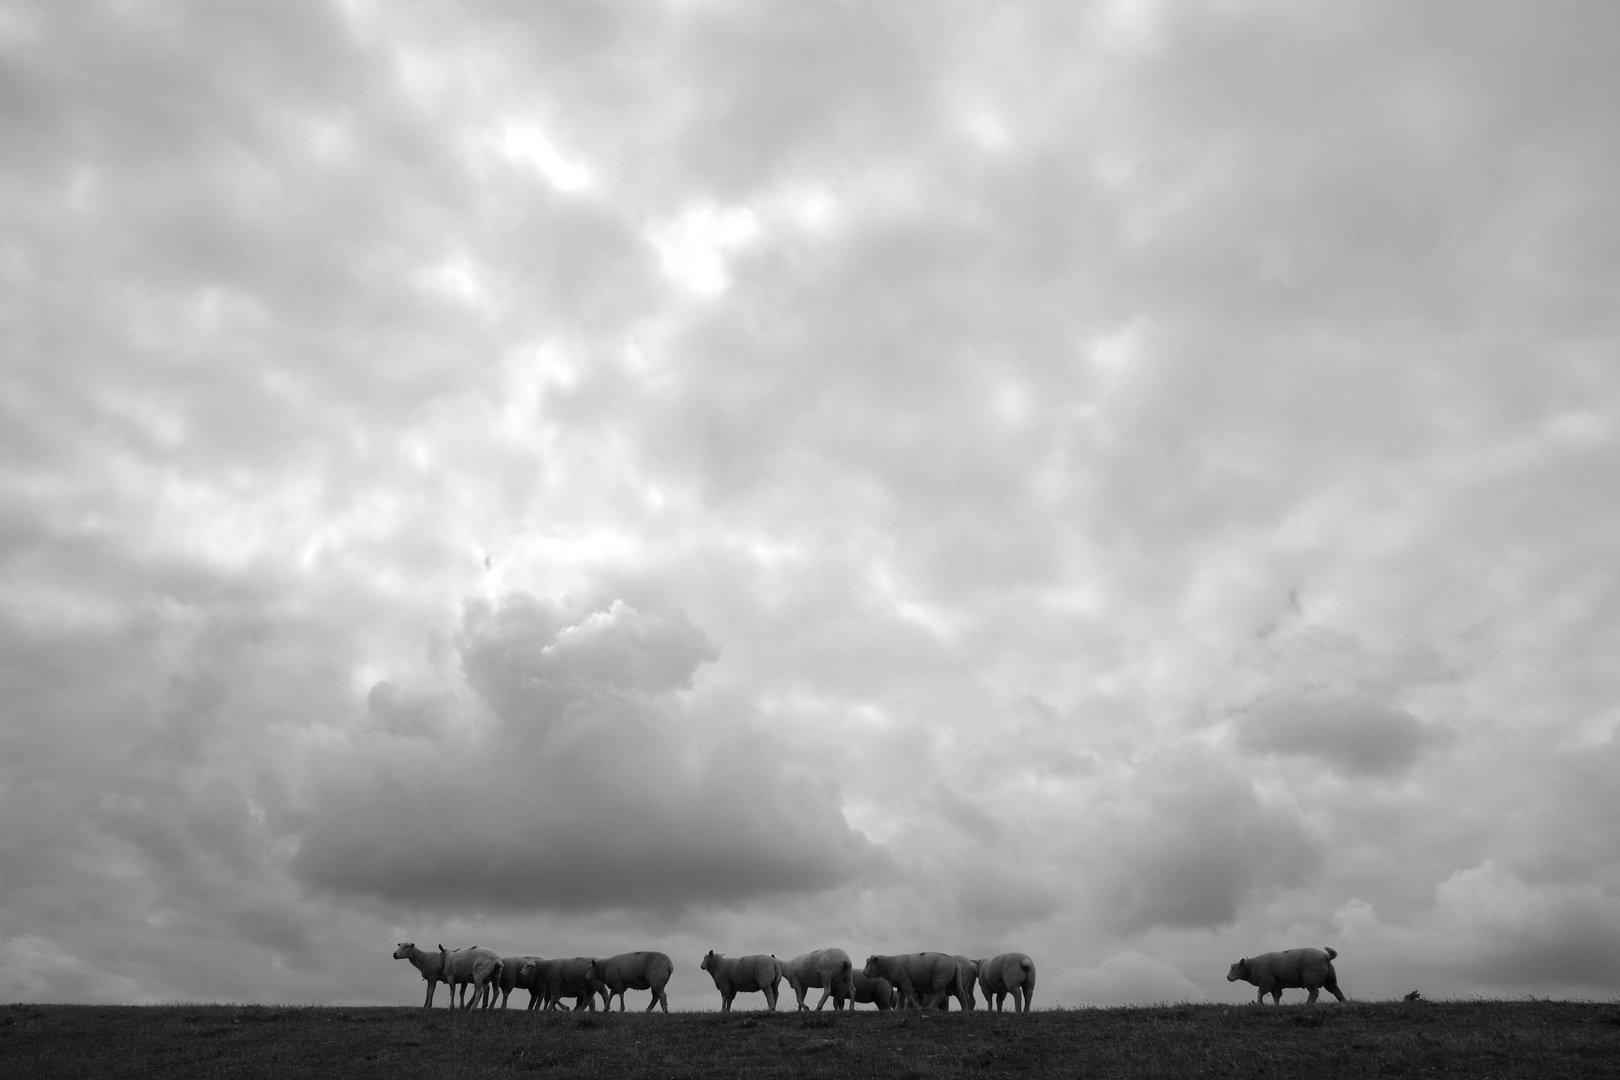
xmin=1324 ymin=947 xmax=1338 ymax=961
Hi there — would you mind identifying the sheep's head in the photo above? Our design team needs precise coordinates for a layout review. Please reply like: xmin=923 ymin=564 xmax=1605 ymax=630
xmin=863 ymin=956 xmax=881 ymax=978
xmin=393 ymin=943 xmax=415 ymax=959
xmin=1226 ymin=959 xmax=1249 ymax=982
xmin=701 ymin=951 xmax=720 ymax=972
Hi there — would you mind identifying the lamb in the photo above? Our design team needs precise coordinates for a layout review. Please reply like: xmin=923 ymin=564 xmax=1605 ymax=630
xmin=976 ymin=952 xmax=1036 ymax=1012
xmin=1226 ymin=946 xmax=1345 ymax=1004
xmin=850 ymin=969 xmax=898 ymax=1010
xmin=589 ymin=951 xmax=674 ymax=1013
xmin=393 ymin=942 xmax=450 ymax=1008
xmin=495 ymin=955 xmax=546 ymax=1009
xmin=863 ymin=952 xmax=964 ymax=1010
xmin=519 ymin=957 xmax=610 ymax=1012
xmin=700 ymin=951 xmax=784 ymax=1012
xmin=782 ymin=948 xmax=856 ymax=1011
xmin=440 ymin=945 xmax=505 ymax=1010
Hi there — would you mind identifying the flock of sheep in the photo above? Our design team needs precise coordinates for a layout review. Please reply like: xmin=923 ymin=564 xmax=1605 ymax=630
xmin=395 ymin=942 xmax=1347 ymax=1011
xmin=392 ymin=944 xmax=1037 ymax=1013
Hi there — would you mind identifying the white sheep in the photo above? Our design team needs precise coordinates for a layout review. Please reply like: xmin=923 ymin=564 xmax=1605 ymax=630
xmin=782 ymin=948 xmax=856 ymax=1011
xmin=700 ymin=951 xmax=784 ymax=1012
xmin=850 ymin=969 xmax=898 ymax=1011
xmin=519 ymin=957 xmax=610 ymax=1012
xmin=495 ymin=955 xmax=546 ymax=1009
xmin=863 ymin=952 xmax=963 ymax=1010
xmin=1227 ymin=946 xmax=1345 ymax=1004
xmin=393 ymin=942 xmax=450 ymax=1008
xmin=929 ymin=956 xmax=979 ymax=1011
xmin=975 ymin=952 xmax=1036 ymax=1012
xmin=440 ymin=945 xmax=505 ymax=1010
xmin=589 ymin=951 xmax=674 ymax=1013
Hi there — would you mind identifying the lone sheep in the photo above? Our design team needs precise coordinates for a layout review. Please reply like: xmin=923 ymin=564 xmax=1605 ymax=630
xmin=976 ymin=953 xmax=1036 ymax=1013
xmin=1227 ymin=946 xmax=1345 ymax=1004
xmin=590 ymin=951 xmax=674 ymax=1013
xmin=700 ymin=951 xmax=784 ymax=1011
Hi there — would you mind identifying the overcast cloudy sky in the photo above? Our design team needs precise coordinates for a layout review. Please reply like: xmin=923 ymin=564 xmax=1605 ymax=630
xmin=3 ymin=0 xmax=1619 ymax=1008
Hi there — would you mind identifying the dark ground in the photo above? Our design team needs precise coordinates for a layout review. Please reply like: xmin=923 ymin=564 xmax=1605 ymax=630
xmin=4 ymin=998 xmax=1618 ymax=1078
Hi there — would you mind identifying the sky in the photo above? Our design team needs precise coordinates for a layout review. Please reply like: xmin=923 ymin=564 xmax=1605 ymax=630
xmin=2 ymin=0 xmax=1618 ymax=1008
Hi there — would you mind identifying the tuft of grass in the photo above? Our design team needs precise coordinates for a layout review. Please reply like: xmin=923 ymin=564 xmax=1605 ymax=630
xmin=1 ymin=999 xmax=1617 ymax=1078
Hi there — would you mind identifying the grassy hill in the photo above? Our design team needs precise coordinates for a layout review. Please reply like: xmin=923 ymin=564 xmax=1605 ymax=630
xmin=4 ymin=999 xmax=1617 ymax=1078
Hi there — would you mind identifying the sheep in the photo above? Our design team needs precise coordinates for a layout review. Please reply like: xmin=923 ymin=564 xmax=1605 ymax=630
xmin=929 ymin=956 xmax=979 ymax=1011
xmin=863 ymin=952 xmax=964 ymax=1010
xmin=519 ymin=957 xmax=610 ymax=1012
xmin=700 ymin=951 xmax=784 ymax=1012
xmin=495 ymin=955 xmax=546 ymax=1009
xmin=850 ymin=969 xmax=898 ymax=1011
xmin=440 ymin=945 xmax=505 ymax=1010
xmin=1226 ymin=946 xmax=1345 ymax=1004
xmin=393 ymin=942 xmax=451 ymax=1008
xmin=782 ymin=948 xmax=856 ymax=1011
xmin=975 ymin=953 xmax=1036 ymax=1013
xmin=589 ymin=951 xmax=674 ymax=1013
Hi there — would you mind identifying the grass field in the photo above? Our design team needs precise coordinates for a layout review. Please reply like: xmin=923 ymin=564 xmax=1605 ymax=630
xmin=4 ymin=999 xmax=1618 ymax=1078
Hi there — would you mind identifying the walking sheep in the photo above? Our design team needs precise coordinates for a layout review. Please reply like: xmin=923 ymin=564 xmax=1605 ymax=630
xmin=931 ymin=956 xmax=979 ymax=1011
xmin=590 ymin=951 xmax=674 ymax=1013
xmin=783 ymin=948 xmax=857 ymax=1011
xmin=700 ymin=951 xmax=784 ymax=1011
xmin=863 ymin=952 xmax=964 ymax=1010
xmin=976 ymin=953 xmax=1036 ymax=1012
xmin=392 ymin=942 xmax=450 ymax=1008
xmin=495 ymin=955 xmax=545 ymax=1009
xmin=851 ymin=969 xmax=899 ymax=1010
xmin=1227 ymin=947 xmax=1345 ymax=1004
xmin=519 ymin=957 xmax=610 ymax=1012
xmin=441 ymin=945 xmax=504 ymax=1010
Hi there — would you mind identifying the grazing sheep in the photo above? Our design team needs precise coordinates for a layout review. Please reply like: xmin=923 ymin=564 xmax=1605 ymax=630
xmin=518 ymin=957 xmax=609 ymax=1012
xmin=393 ymin=942 xmax=450 ymax=1008
xmin=863 ymin=952 xmax=964 ymax=1010
xmin=850 ymin=969 xmax=898 ymax=1011
xmin=1226 ymin=947 xmax=1345 ymax=1004
xmin=700 ymin=951 xmax=784 ymax=1012
xmin=976 ymin=953 xmax=1036 ymax=1013
xmin=590 ymin=951 xmax=674 ymax=1013
xmin=495 ymin=955 xmax=546 ymax=1009
xmin=782 ymin=948 xmax=856 ymax=1011
xmin=441 ymin=945 xmax=505 ymax=1010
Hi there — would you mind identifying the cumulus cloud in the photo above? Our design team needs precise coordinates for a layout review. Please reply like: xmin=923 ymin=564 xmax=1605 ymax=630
xmin=292 ymin=594 xmax=884 ymax=913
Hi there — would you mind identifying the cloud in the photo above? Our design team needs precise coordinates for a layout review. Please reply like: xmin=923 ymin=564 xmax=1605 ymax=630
xmin=1235 ymin=694 xmax=1445 ymax=776
xmin=291 ymin=594 xmax=885 ymax=913
xmin=1087 ymin=749 xmax=1319 ymax=934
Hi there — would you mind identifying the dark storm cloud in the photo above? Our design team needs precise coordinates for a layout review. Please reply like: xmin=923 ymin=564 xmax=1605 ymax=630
xmin=292 ymin=595 xmax=885 ymax=912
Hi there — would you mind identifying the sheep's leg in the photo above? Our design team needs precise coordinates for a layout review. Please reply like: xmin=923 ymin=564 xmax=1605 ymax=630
xmin=1324 ymin=978 xmax=1345 ymax=1002
xmin=813 ymin=985 xmax=832 ymax=1011
xmin=1306 ymin=986 xmax=1320 ymax=1004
